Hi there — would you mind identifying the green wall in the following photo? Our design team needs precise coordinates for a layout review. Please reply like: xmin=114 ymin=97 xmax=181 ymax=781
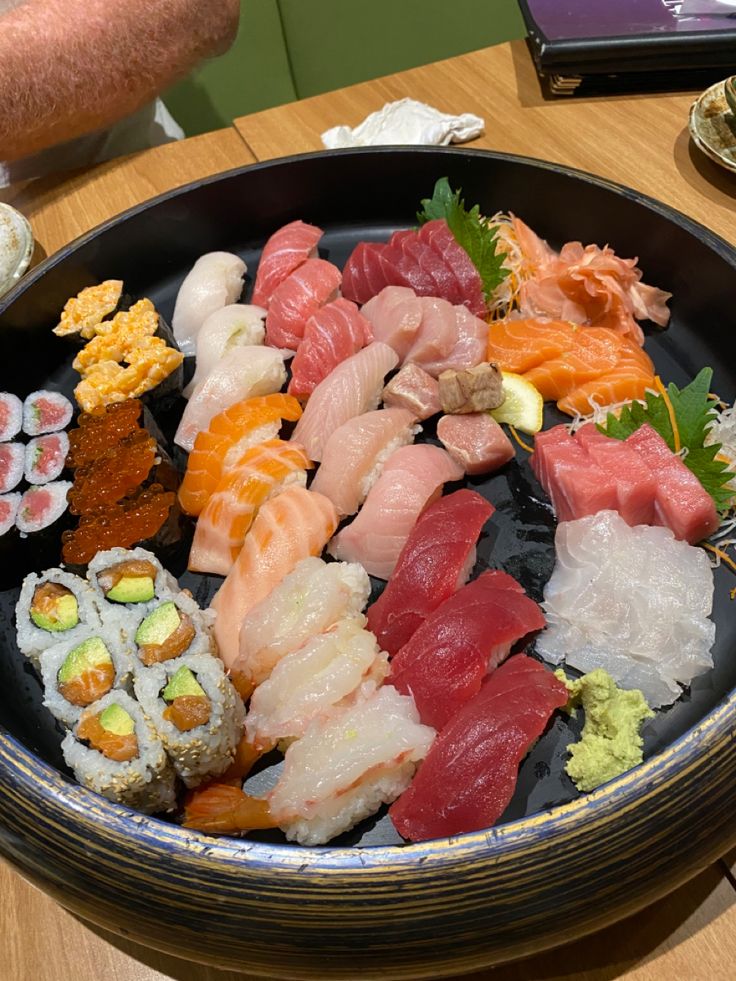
xmin=165 ymin=0 xmax=526 ymax=136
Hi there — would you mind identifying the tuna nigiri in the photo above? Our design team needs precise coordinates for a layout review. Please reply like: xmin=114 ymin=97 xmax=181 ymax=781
xmin=184 ymin=304 xmax=266 ymax=397
xmin=178 ymin=393 xmax=303 ymax=516
xmin=265 ymin=258 xmax=342 ymax=350
xmin=188 ymin=440 xmax=312 ymax=576
xmin=252 ymin=220 xmax=323 ymax=308
xmin=310 ymin=408 xmax=418 ymax=517
xmin=390 ymin=655 xmax=568 ymax=841
xmin=210 ymin=486 xmax=338 ymax=670
xmin=287 ymin=298 xmax=372 ymax=399
xmin=328 ymin=444 xmax=463 ymax=580
xmin=174 ymin=346 xmax=287 ymax=452
xmin=367 ymin=489 xmax=493 ymax=656
xmin=291 ymin=342 xmax=399 ymax=462
xmin=172 ymin=252 xmax=247 ymax=356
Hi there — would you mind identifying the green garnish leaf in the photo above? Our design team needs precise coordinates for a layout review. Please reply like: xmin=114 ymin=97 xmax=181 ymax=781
xmin=599 ymin=367 xmax=734 ymax=511
xmin=417 ymin=177 xmax=508 ymax=302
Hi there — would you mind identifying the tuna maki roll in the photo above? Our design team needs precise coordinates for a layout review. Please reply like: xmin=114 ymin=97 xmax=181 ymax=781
xmin=40 ymin=627 xmax=134 ymax=728
xmin=87 ymin=547 xmax=178 ymax=613
xmin=62 ymin=690 xmax=177 ymax=813
xmin=24 ymin=432 xmax=69 ymax=485
xmin=0 ymin=393 xmax=22 ymax=441
xmin=134 ymin=652 xmax=244 ymax=788
xmin=15 ymin=481 xmax=71 ymax=535
xmin=16 ymin=569 xmax=102 ymax=668
xmin=128 ymin=591 xmax=215 ymax=667
xmin=22 ymin=390 xmax=73 ymax=436
xmin=0 ymin=492 xmax=20 ymax=536
xmin=0 ymin=442 xmax=24 ymax=493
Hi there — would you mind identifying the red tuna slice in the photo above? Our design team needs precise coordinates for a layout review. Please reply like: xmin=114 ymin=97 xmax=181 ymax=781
xmin=389 ymin=570 xmax=546 ymax=731
xmin=381 ymin=233 xmax=437 ymax=297
xmin=418 ymin=219 xmax=486 ymax=318
xmin=625 ymin=423 xmax=719 ymax=543
xmin=287 ymin=299 xmax=371 ymax=399
xmin=343 ymin=243 xmax=388 ymax=305
xmin=389 ymin=654 xmax=568 ymax=841
xmin=265 ymin=258 xmax=342 ymax=350
xmin=531 ymin=426 xmax=617 ymax=522
xmin=393 ymin=234 xmax=459 ymax=301
xmin=437 ymin=413 xmax=514 ymax=475
xmin=367 ymin=489 xmax=494 ymax=656
xmin=574 ymin=423 xmax=656 ymax=526
xmin=252 ymin=220 xmax=323 ymax=308
xmin=362 ymin=287 xmax=423 ymax=360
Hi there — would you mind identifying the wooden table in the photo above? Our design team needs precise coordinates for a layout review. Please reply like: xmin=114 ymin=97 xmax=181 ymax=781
xmin=3 ymin=39 xmax=736 ymax=981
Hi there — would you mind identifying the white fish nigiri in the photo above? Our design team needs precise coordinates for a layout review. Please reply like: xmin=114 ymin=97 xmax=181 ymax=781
xmin=184 ymin=304 xmax=266 ymax=398
xmin=269 ymin=685 xmax=435 ymax=845
xmin=329 ymin=444 xmax=463 ymax=579
xmin=245 ymin=617 xmax=389 ymax=750
xmin=235 ymin=556 xmax=370 ymax=689
xmin=174 ymin=346 xmax=286 ymax=452
xmin=172 ymin=252 xmax=246 ymax=356
xmin=291 ymin=342 xmax=399 ymax=461
xmin=310 ymin=408 xmax=419 ymax=517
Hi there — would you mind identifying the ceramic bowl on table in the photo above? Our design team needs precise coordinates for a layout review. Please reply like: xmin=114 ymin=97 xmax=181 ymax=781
xmin=0 ymin=148 xmax=735 ymax=979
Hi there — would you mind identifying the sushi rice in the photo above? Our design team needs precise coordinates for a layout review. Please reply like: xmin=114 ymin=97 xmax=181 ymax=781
xmin=16 ymin=569 xmax=103 ymax=668
xmin=134 ymin=652 xmax=245 ymax=788
xmin=62 ymin=690 xmax=177 ymax=814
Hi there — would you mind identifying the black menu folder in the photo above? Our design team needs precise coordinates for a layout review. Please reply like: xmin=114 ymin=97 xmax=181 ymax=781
xmin=518 ymin=0 xmax=736 ymax=94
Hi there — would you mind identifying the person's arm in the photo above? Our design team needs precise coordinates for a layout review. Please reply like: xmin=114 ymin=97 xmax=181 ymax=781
xmin=0 ymin=0 xmax=240 ymax=161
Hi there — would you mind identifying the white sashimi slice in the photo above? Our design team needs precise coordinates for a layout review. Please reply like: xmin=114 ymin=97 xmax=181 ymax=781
xmin=360 ymin=286 xmax=423 ymax=359
xmin=329 ymin=443 xmax=463 ymax=580
xmin=291 ymin=342 xmax=399 ymax=461
xmin=310 ymin=408 xmax=419 ymax=517
xmin=269 ymin=685 xmax=435 ymax=845
xmin=245 ymin=617 xmax=389 ymax=750
xmin=172 ymin=252 xmax=246 ymax=356
xmin=537 ymin=510 xmax=716 ymax=708
xmin=184 ymin=304 xmax=266 ymax=398
xmin=234 ymin=557 xmax=370 ymax=688
xmin=174 ymin=346 xmax=287 ymax=452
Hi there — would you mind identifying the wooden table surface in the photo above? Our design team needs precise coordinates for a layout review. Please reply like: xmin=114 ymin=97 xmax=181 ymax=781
xmin=3 ymin=39 xmax=736 ymax=981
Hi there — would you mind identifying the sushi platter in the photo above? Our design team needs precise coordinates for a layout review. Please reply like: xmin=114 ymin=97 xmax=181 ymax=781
xmin=0 ymin=147 xmax=735 ymax=978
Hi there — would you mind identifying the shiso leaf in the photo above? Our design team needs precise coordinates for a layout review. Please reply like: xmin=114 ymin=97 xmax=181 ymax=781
xmin=599 ymin=367 xmax=734 ymax=511
xmin=417 ymin=177 xmax=508 ymax=302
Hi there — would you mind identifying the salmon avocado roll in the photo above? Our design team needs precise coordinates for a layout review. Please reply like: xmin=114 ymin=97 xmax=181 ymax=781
xmin=87 ymin=546 xmax=178 ymax=612
xmin=62 ymin=691 xmax=176 ymax=813
xmin=130 ymin=592 xmax=215 ymax=667
xmin=16 ymin=569 xmax=103 ymax=669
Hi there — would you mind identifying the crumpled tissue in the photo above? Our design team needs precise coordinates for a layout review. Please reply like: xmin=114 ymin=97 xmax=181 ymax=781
xmin=321 ymin=98 xmax=484 ymax=150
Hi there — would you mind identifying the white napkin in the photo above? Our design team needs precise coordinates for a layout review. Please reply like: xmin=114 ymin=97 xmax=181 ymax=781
xmin=321 ymin=98 xmax=484 ymax=150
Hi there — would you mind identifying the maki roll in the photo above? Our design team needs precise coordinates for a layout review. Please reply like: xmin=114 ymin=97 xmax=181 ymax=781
xmin=62 ymin=690 xmax=177 ymax=813
xmin=0 ymin=393 xmax=22 ymax=441
xmin=16 ymin=569 xmax=102 ymax=668
xmin=15 ymin=481 xmax=72 ymax=535
xmin=134 ymin=652 xmax=245 ymax=787
xmin=24 ymin=432 xmax=69 ymax=485
xmin=0 ymin=492 xmax=20 ymax=535
xmin=87 ymin=547 xmax=178 ymax=613
xmin=40 ymin=626 xmax=134 ymax=727
xmin=0 ymin=442 xmax=24 ymax=493
xmin=128 ymin=591 xmax=215 ymax=667
xmin=22 ymin=390 xmax=73 ymax=436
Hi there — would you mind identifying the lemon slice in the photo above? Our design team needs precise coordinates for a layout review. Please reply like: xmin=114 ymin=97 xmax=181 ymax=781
xmin=490 ymin=372 xmax=544 ymax=435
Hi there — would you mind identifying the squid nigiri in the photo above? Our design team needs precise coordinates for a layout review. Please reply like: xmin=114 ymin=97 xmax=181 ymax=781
xmin=184 ymin=304 xmax=266 ymax=398
xmin=210 ymin=486 xmax=338 ymax=671
xmin=172 ymin=252 xmax=246 ymax=356
xmin=178 ymin=393 xmax=303 ymax=517
xmin=329 ymin=444 xmax=463 ymax=580
xmin=188 ymin=440 xmax=312 ymax=576
xmin=174 ymin=346 xmax=287 ymax=452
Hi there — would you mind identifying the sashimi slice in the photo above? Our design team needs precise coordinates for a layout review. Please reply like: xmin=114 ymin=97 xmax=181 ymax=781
xmin=328 ymin=444 xmax=463 ymax=580
xmin=184 ymin=304 xmax=266 ymax=398
xmin=437 ymin=413 xmax=514 ymax=475
xmin=522 ymin=328 xmax=622 ymax=401
xmin=389 ymin=571 xmax=546 ymax=730
xmin=361 ymin=286 xmax=423 ymax=359
xmin=252 ymin=220 xmax=323 ymax=308
xmin=531 ymin=426 xmax=617 ymax=522
xmin=178 ymin=393 xmax=302 ymax=516
xmin=265 ymin=258 xmax=341 ymax=350
xmin=389 ymin=655 xmax=568 ymax=841
xmin=174 ymin=346 xmax=287 ymax=452
xmin=382 ymin=363 xmax=441 ymax=420
xmin=310 ymin=408 xmax=418 ymax=517
xmin=234 ymin=557 xmax=371 ymax=691
xmin=417 ymin=219 xmax=486 ymax=318
xmin=367 ymin=489 xmax=493 ymax=656
xmin=210 ymin=486 xmax=338 ymax=670
xmin=245 ymin=618 xmax=389 ymax=750
xmin=188 ymin=440 xmax=312 ymax=576
xmin=557 ymin=336 xmax=656 ymax=416
xmin=486 ymin=318 xmax=574 ymax=374
xmin=291 ymin=342 xmax=399 ymax=461
xmin=404 ymin=297 xmax=457 ymax=369
xmin=287 ymin=298 xmax=372 ymax=399
xmin=574 ymin=423 xmax=656 ymax=526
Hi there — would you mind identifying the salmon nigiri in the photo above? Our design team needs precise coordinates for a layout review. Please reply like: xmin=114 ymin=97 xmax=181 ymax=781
xmin=210 ymin=486 xmax=338 ymax=671
xmin=178 ymin=393 xmax=302 ymax=516
xmin=188 ymin=440 xmax=313 ymax=576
